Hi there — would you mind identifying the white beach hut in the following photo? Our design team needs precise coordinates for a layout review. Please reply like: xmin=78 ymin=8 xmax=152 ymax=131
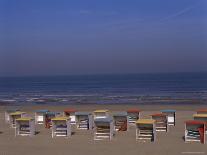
xmin=35 ymin=109 xmax=49 ymax=124
xmin=15 ymin=117 xmax=35 ymax=137
xmin=75 ymin=112 xmax=93 ymax=130
xmin=161 ymin=109 xmax=176 ymax=126
xmin=51 ymin=117 xmax=71 ymax=138
xmin=94 ymin=117 xmax=114 ymax=141
xmin=9 ymin=111 xmax=26 ymax=128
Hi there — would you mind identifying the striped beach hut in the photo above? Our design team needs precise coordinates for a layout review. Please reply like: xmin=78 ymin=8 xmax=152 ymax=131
xmin=15 ymin=117 xmax=35 ymax=137
xmin=75 ymin=112 xmax=93 ymax=130
xmin=161 ymin=109 xmax=176 ymax=126
xmin=136 ymin=119 xmax=156 ymax=142
xmin=5 ymin=108 xmax=20 ymax=124
xmin=51 ymin=117 xmax=71 ymax=138
xmin=127 ymin=109 xmax=141 ymax=124
xmin=93 ymin=109 xmax=109 ymax=119
xmin=185 ymin=120 xmax=205 ymax=144
xmin=94 ymin=117 xmax=114 ymax=141
xmin=113 ymin=111 xmax=128 ymax=131
xmin=9 ymin=111 xmax=26 ymax=128
xmin=151 ymin=113 xmax=168 ymax=132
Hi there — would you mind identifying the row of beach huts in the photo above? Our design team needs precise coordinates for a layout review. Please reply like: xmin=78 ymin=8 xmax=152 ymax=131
xmin=3 ymin=108 xmax=207 ymax=144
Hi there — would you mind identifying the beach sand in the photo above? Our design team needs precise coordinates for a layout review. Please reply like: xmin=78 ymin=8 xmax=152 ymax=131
xmin=0 ymin=104 xmax=207 ymax=155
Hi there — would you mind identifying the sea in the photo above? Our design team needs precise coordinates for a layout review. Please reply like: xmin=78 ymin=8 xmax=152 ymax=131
xmin=0 ymin=72 xmax=207 ymax=105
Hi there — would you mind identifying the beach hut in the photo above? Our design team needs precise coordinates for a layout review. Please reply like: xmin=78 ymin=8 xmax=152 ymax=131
xmin=9 ymin=111 xmax=26 ymax=128
xmin=75 ymin=112 xmax=93 ymax=130
xmin=113 ymin=111 xmax=128 ymax=131
xmin=64 ymin=108 xmax=76 ymax=125
xmin=185 ymin=120 xmax=205 ymax=144
xmin=51 ymin=117 xmax=71 ymax=138
xmin=94 ymin=117 xmax=114 ymax=141
xmin=35 ymin=109 xmax=49 ymax=124
xmin=5 ymin=108 xmax=20 ymax=123
xmin=93 ymin=110 xmax=109 ymax=119
xmin=151 ymin=113 xmax=168 ymax=132
xmin=136 ymin=119 xmax=156 ymax=142
xmin=193 ymin=114 xmax=207 ymax=133
xmin=45 ymin=112 xmax=61 ymax=129
xmin=161 ymin=109 xmax=176 ymax=126
xmin=197 ymin=109 xmax=207 ymax=115
xmin=15 ymin=117 xmax=35 ymax=137
xmin=127 ymin=109 xmax=141 ymax=124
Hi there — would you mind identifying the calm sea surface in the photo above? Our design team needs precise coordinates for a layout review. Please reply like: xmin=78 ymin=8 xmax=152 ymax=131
xmin=0 ymin=72 xmax=207 ymax=105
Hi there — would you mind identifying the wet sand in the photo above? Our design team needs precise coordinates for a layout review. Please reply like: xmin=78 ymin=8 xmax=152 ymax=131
xmin=0 ymin=104 xmax=207 ymax=155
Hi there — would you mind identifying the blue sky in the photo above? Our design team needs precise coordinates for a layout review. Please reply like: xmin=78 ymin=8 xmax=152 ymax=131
xmin=0 ymin=0 xmax=207 ymax=76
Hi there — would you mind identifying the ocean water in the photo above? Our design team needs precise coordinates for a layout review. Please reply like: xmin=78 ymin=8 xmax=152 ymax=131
xmin=0 ymin=72 xmax=207 ymax=105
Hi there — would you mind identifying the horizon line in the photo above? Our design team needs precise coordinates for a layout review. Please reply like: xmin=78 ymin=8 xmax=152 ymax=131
xmin=0 ymin=71 xmax=207 ymax=78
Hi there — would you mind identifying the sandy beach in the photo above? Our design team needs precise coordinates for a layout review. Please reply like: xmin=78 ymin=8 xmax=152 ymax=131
xmin=0 ymin=104 xmax=207 ymax=155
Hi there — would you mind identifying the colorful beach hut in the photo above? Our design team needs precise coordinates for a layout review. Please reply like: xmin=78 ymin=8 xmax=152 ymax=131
xmin=136 ymin=119 xmax=156 ymax=142
xmin=93 ymin=109 xmax=109 ymax=119
xmin=151 ymin=113 xmax=168 ymax=132
xmin=113 ymin=111 xmax=128 ymax=131
xmin=75 ymin=112 xmax=93 ymax=130
xmin=9 ymin=111 xmax=26 ymax=128
xmin=197 ymin=109 xmax=207 ymax=114
xmin=127 ymin=109 xmax=141 ymax=124
xmin=193 ymin=114 xmax=207 ymax=133
xmin=185 ymin=120 xmax=205 ymax=144
xmin=94 ymin=117 xmax=114 ymax=141
xmin=35 ymin=109 xmax=49 ymax=124
xmin=161 ymin=109 xmax=176 ymax=126
xmin=45 ymin=112 xmax=61 ymax=129
xmin=5 ymin=108 xmax=20 ymax=123
xmin=15 ymin=117 xmax=35 ymax=137
xmin=51 ymin=117 xmax=71 ymax=138
xmin=64 ymin=108 xmax=76 ymax=125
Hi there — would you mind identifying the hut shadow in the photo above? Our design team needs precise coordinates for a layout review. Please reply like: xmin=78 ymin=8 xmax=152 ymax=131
xmin=0 ymin=131 xmax=2 ymax=134
xmin=35 ymin=131 xmax=40 ymax=135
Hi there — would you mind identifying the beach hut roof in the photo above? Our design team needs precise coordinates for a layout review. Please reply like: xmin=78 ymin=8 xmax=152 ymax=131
xmin=51 ymin=117 xmax=69 ymax=121
xmin=193 ymin=114 xmax=207 ymax=118
xmin=113 ymin=111 xmax=127 ymax=117
xmin=9 ymin=111 xmax=26 ymax=116
xmin=16 ymin=117 xmax=33 ymax=121
xmin=136 ymin=119 xmax=155 ymax=124
xmin=75 ymin=111 xmax=92 ymax=116
xmin=151 ymin=113 xmax=167 ymax=117
xmin=161 ymin=109 xmax=176 ymax=113
xmin=35 ymin=109 xmax=49 ymax=113
xmin=94 ymin=117 xmax=113 ymax=123
xmin=6 ymin=108 xmax=20 ymax=113
xmin=64 ymin=108 xmax=76 ymax=113
xmin=45 ymin=111 xmax=61 ymax=115
xmin=185 ymin=120 xmax=205 ymax=125
xmin=94 ymin=109 xmax=109 ymax=113
xmin=197 ymin=109 xmax=207 ymax=113
xmin=127 ymin=109 xmax=141 ymax=113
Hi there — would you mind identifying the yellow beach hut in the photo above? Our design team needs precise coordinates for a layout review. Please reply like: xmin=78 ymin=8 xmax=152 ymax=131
xmin=136 ymin=119 xmax=156 ymax=142
xmin=15 ymin=117 xmax=35 ymax=137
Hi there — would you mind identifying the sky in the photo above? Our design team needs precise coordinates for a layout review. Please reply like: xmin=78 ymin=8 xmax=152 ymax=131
xmin=0 ymin=0 xmax=207 ymax=76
